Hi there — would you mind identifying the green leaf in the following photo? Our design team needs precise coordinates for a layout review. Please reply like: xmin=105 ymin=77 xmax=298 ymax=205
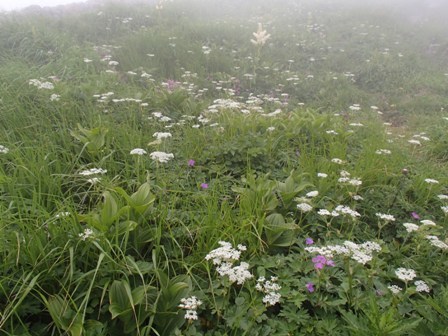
xmin=46 ymin=295 xmax=83 ymax=336
xmin=109 ymin=280 xmax=133 ymax=319
xmin=115 ymin=220 xmax=138 ymax=235
xmin=100 ymin=191 xmax=119 ymax=227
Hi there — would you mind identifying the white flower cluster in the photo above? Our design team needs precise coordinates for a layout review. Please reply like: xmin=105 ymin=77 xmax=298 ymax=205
xmin=331 ymin=158 xmax=345 ymax=164
xmin=349 ymin=104 xmax=361 ymax=111
xmin=256 ymin=276 xmax=281 ymax=306
xmin=317 ymin=209 xmax=334 ymax=216
xmin=375 ymin=149 xmax=391 ymax=155
xmin=388 ymin=285 xmax=402 ymax=294
xmin=153 ymin=132 xmax=172 ymax=140
xmin=318 ymin=205 xmax=361 ymax=219
xmin=413 ymin=133 xmax=430 ymax=142
xmin=55 ymin=212 xmax=71 ymax=219
xmin=250 ymin=23 xmax=271 ymax=46
xmin=317 ymin=172 xmax=328 ymax=178
xmin=79 ymin=168 xmax=107 ymax=176
xmin=205 ymin=242 xmax=253 ymax=285
xmin=0 ymin=145 xmax=9 ymax=154
xmin=150 ymin=151 xmax=174 ymax=163
xmin=151 ymin=111 xmax=172 ymax=122
xmin=441 ymin=206 xmax=448 ymax=215
xmin=403 ymin=223 xmax=419 ymax=233
xmin=424 ymin=178 xmax=439 ymax=184
xmin=336 ymin=205 xmax=361 ymax=218
xmin=79 ymin=228 xmax=95 ymax=241
xmin=408 ymin=139 xmax=421 ymax=145
xmin=50 ymin=93 xmax=60 ymax=101
xmin=395 ymin=268 xmax=416 ymax=282
xmin=306 ymin=190 xmax=319 ymax=198
xmin=305 ymin=240 xmax=381 ymax=265
xmin=376 ymin=213 xmax=396 ymax=222
xmin=437 ymin=194 xmax=448 ymax=200
xmin=337 ymin=170 xmax=362 ymax=186
xmin=179 ymin=296 xmax=202 ymax=320
xmin=29 ymin=78 xmax=54 ymax=90
xmin=426 ymin=235 xmax=448 ymax=250
xmin=347 ymin=178 xmax=362 ymax=186
xmin=420 ymin=219 xmax=436 ymax=226
xmin=414 ymin=280 xmax=430 ymax=293
xmin=297 ymin=203 xmax=313 ymax=212
xmin=326 ymin=130 xmax=338 ymax=135
xmin=130 ymin=148 xmax=147 ymax=156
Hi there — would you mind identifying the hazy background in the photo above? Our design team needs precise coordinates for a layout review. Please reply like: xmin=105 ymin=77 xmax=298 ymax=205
xmin=0 ymin=0 xmax=88 ymax=11
xmin=1 ymin=0 xmax=447 ymax=11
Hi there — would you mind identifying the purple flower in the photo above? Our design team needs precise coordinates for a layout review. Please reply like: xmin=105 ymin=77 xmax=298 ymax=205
xmin=411 ymin=212 xmax=420 ymax=220
xmin=200 ymin=183 xmax=208 ymax=189
xmin=312 ymin=255 xmax=326 ymax=264
xmin=306 ymin=282 xmax=315 ymax=293
xmin=305 ymin=238 xmax=314 ymax=245
xmin=311 ymin=255 xmax=334 ymax=269
xmin=312 ymin=255 xmax=327 ymax=269
xmin=326 ymin=260 xmax=335 ymax=267
xmin=188 ymin=159 xmax=195 ymax=167
xmin=314 ymin=262 xmax=324 ymax=269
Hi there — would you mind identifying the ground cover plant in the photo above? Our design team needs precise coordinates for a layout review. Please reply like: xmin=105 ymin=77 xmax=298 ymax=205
xmin=1 ymin=0 xmax=448 ymax=334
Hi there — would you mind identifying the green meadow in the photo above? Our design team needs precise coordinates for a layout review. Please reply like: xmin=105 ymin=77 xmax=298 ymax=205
xmin=0 ymin=0 xmax=447 ymax=334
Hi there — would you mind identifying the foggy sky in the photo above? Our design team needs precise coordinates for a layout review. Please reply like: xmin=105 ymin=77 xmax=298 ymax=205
xmin=0 ymin=0 xmax=88 ymax=11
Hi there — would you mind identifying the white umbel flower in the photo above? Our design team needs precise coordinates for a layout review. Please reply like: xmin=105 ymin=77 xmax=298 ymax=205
xmin=297 ymin=203 xmax=313 ymax=212
xmin=150 ymin=151 xmax=174 ymax=163
xmin=388 ymin=285 xmax=402 ymax=294
xmin=153 ymin=132 xmax=172 ymax=140
xmin=0 ymin=145 xmax=9 ymax=154
xmin=415 ymin=280 xmax=430 ymax=293
xmin=403 ymin=223 xmax=419 ymax=233
xmin=130 ymin=148 xmax=147 ymax=155
xmin=395 ymin=268 xmax=416 ymax=282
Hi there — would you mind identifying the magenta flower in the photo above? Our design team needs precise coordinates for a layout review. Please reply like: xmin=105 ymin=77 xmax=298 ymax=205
xmin=326 ymin=260 xmax=335 ymax=267
xmin=200 ymin=183 xmax=209 ymax=189
xmin=305 ymin=238 xmax=314 ymax=245
xmin=188 ymin=159 xmax=195 ymax=167
xmin=312 ymin=255 xmax=334 ymax=269
xmin=306 ymin=282 xmax=315 ymax=293
xmin=411 ymin=212 xmax=420 ymax=220
xmin=314 ymin=262 xmax=324 ymax=270
xmin=312 ymin=255 xmax=326 ymax=269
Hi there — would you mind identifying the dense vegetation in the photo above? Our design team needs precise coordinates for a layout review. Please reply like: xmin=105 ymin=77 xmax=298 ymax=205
xmin=0 ymin=0 xmax=447 ymax=334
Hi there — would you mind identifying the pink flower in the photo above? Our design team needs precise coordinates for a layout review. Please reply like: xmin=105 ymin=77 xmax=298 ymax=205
xmin=411 ymin=212 xmax=420 ymax=220
xmin=312 ymin=255 xmax=334 ymax=269
xmin=305 ymin=238 xmax=314 ymax=245
xmin=188 ymin=159 xmax=195 ymax=167
xmin=306 ymin=282 xmax=315 ymax=293
xmin=326 ymin=260 xmax=335 ymax=267
xmin=312 ymin=255 xmax=326 ymax=269
xmin=200 ymin=183 xmax=208 ymax=189
xmin=314 ymin=262 xmax=324 ymax=269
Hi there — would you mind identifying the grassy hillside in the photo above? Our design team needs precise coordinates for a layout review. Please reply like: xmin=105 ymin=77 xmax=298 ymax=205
xmin=0 ymin=0 xmax=447 ymax=335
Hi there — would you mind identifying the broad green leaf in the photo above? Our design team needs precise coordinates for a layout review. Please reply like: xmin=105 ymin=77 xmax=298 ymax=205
xmin=109 ymin=280 xmax=133 ymax=319
xmin=100 ymin=191 xmax=118 ymax=227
